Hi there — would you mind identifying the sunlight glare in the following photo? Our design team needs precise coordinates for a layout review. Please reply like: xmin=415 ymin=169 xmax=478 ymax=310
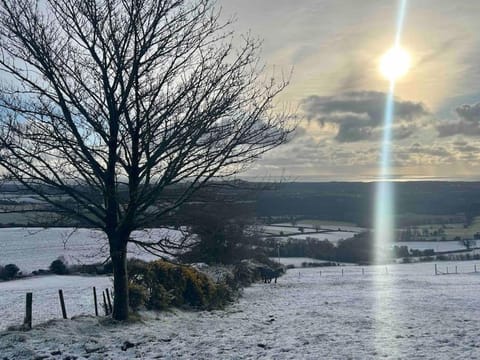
xmin=380 ymin=46 xmax=411 ymax=81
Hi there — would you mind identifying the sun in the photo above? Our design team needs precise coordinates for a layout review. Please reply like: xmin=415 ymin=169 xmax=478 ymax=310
xmin=380 ymin=46 xmax=411 ymax=81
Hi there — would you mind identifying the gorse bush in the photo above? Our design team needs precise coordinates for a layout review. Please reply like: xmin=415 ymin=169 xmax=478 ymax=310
xmin=128 ymin=282 xmax=149 ymax=311
xmin=127 ymin=259 xmax=233 ymax=311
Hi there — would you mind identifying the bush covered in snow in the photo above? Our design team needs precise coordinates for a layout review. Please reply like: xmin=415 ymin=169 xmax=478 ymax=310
xmin=232 ymin=257 xmax=284 ymax=287
xmin=127 ymin=259 xmax=233 ymax=311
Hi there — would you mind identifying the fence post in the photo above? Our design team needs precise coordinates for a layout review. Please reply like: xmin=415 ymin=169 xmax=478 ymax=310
xmin=447 ymin=266 xmax=449 ymax=274
xmin=58 ymin=289 xmax=67 ymax=319
xmin=455 ymin=266 xmax=458 ymax=274
xmin=102 ymin=291 xmax=109 ymax=315
xmin=362 ymin=268 xmax=365 ymax=276
xmin=93 ymin=287 xmax=99 ymax=316
xmin=475 ymin=264 xmax=477 ymax=273
xmin=106 ymin=288 xmax=113 ymax=314
xmin=24 ymin=292 xmax=32 ymax=330
xmin=435 ymin=264 xmax=437 ymax=275
xmin=341 ymin=268 xmax=344 ymax=276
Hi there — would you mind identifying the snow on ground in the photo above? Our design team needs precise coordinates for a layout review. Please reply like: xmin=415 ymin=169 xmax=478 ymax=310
xmin=289 ymin=231 xmax=355 ymax=243
xmin=260 ymin=224 xmax=358 ymax=243
xmin=312 ymin=225 xmax=365 ymax=233
xmin=261 ymin=231 xmax=356 ymax=243
xmin=0 ymin=227 xmax=185 ymax=273
xmin=2 ymin=261 xmax=480 ymax=359
xmin=272 ymin=222 xmax=366 ymax=233
xmin=395 ymin=240 xmax=468 ymax=253
xmin=0 ymin=275 xmax=112 ymax=328
xmin=270 ymin=257 xmax=332 ymax=267
xmin=0 ymin=194 xmax=45 ymax=204
xmin=260 ymin=225 xmax=305 ymax=235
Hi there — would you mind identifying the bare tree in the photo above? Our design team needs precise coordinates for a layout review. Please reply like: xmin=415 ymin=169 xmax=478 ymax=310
xmin=0 ymin=0 xmax=292 ymax=320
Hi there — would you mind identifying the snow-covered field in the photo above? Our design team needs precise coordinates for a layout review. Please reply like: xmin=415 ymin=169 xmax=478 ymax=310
xmin=395 ymin=240 xmax=469 ymax=253
xmin=271 ymin=222 xmax=366 ymax=233
xmin=289 ymin=231 xmax=356 ymax=243
xmin=0 ymin=227 xmax=184 ymax=273
xmin=0 ymin=275 xmax=112 ymax=328
xmin=261 ymin=225 xmax=304 ymax=235
xmin=270 ymin=257 xmax=332 ymax=267
xmin=260 ymin=222 xmax=360 ymax=244
xmin=2 ymin=261 xmax=480 ymax=359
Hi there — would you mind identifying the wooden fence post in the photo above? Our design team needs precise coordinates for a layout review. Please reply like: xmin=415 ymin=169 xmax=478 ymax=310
xmin=93 ymin=287 xmax=99 ymax=316
xmin=475 ymin=264 xmax=477 ymax=273
xmin=102 ymin=291 xmax=109 ymax=315
xmin=435 ymin=264 xmax=437 ymax=275
xmin=58 ymin=289 xmax=67 ymax=319
xmin=106 ymin=288 xmax=113 ymax=314
xmin=24 ymin=292 xmax=32 ymax=330
xmin=455 ymin=266 xmax=458 ymax=274
xmin=362 ymin=268 xmax=365 ymax=276
xmin=341 ymin=268 xmax=344 ymax=276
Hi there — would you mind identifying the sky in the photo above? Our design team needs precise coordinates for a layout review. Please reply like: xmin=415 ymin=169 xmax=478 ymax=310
xmin=219 ymin=0 xmax=480 ymax=181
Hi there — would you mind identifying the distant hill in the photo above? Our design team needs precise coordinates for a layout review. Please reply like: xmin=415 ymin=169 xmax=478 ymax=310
xmin=2 ymin=181 xmax=480 ymax=228
xmin=255 ymin=182 xmax=480 ymax=227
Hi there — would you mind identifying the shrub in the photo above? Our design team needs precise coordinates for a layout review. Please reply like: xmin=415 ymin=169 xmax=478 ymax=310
xmin=0 ymin=263 xmax=20 ymax=280
xmin=211 ymin=282 xmax=234 ymax=308
xmin=50 ymin=258 xmax=68 ymax=275
xmin=233 ymin=261 xmax=258 ymax=286
xmin=148 ymin=284 xmax=175 ymax=310
xmin=127 ymin=259 xmax=233 ymax=311
xmin=128 ymin=283 xmax=149 ymax=310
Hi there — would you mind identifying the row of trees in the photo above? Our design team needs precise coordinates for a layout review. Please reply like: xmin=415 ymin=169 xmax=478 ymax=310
xmin=0 ymin=0 xmax=292 ymax=320
xmin=265 ymin=233 xmax=377 ymax=264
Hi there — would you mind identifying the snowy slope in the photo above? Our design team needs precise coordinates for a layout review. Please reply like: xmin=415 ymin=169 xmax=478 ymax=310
xmin=0 ymin=275 xmax=112 ymax=328
xmin=2 ymin=261 xmax=480 ymax=359
xmin=0 ymin=227 xmax=185 ymax=273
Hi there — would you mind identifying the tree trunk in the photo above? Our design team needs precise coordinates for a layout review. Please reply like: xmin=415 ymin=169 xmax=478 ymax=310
xmin=110 ymin=242 xmax=129 ymax=321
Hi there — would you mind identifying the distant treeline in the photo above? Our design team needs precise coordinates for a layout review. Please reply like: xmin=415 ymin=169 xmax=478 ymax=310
xmin=255 ymin=182 xmax=480 ymax=227
xmin=264 ymin=233 xmax=440 ymax=264
xmin=264 ymin=233 xmax=376 ymax=264
xmin=3 ymin=181 xmax=480 ymax=228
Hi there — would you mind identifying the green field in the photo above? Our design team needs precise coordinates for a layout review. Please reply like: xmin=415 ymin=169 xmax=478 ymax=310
xmin=399 ymin=216 xmax=480 ymax=241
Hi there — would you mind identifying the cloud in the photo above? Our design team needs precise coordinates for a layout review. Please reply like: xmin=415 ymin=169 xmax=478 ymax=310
xmin=302 ymin=91 xmax=429 ymax=142
xmin=417 ymin=37 xmax=460 ymax=66
xmin=456 ymin=103 xmax=480 ymax=122
xmin=437 ymin=102 xmax=480 ymax=137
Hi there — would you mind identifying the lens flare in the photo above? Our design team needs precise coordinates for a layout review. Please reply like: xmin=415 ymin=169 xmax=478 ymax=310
xmin=374 ymin=81 xmax=396 ymax=264
xmin=373 ymin=0 xmax=408 ymax=356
